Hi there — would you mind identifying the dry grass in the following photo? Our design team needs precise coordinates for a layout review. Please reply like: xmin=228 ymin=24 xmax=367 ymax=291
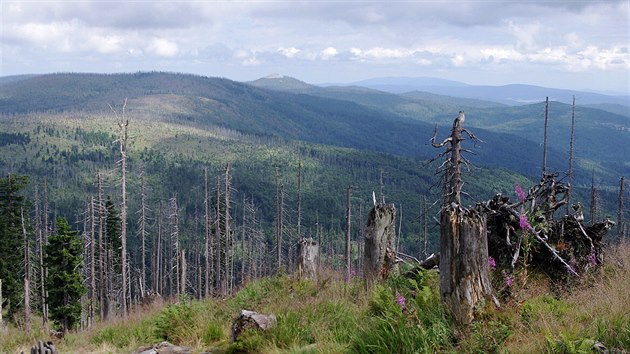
xmin=505 ymin=242 xmax=630 ymax=353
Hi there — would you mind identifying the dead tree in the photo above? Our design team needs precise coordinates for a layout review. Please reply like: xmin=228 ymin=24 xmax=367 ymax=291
xmin=138 ymin=171 xmax=148 ymax=298
xmin=215 ymin=175 xmax=222 ymax=295
xmin=169 ymin=195 xmax=180 ymax=297
xmin=567 ymin=96 xmax=576 ymax=213
xmin=618 ymin=176 xmax=626 ymax=243
xmin=224 ymin=164 xmax=232 ymax=294
xmin=345 ymin=186 xmax=352 ymax=282
xmin=590 ymin=171 xmax=599 ymax=225
xmin=89 ymin=195 xmax=95 ymax=327
xmin=543 ymin=97 xmax=549 ymax=174
xmin=110 ymin=99 xmax=129 ymax=317
xmin=363 ymin=202 xmax=396 ymax=289
xmin=297 ymin=238 xmax=319 ymax=281
xmin=432 ymin=111 xmax=493 ymax=325
xmin=204 ymin=167 xmax=211 ymax=297
xmin=42 ymin=179 xmax=49 ymax=328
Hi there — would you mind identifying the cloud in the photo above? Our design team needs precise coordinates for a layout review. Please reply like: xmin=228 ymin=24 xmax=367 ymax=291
xmin=320 ymin=47 xmax=338 ymax=60
xmin=147 ymin=38 xmax=179 ymax=57
xmin=278 ymin=47 xmax=300 ymax=58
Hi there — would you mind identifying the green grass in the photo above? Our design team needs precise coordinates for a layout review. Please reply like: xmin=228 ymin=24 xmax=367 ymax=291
xmin=2 ymin=246 xmax=630 ymax=353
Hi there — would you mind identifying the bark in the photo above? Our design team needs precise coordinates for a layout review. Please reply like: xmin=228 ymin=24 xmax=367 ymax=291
xmin=432 ymin=111 xmax=493 ymax=325
xmin=345 ymin=186 xmax=352 ymax=282
xmin=439 ymin=207 xmax=492 ymax=325
xmin=89 ymin=196 xmax=95 ymax=327
xmin=363 ymin=203 xmax=396 ymax=289
xmin=224 ymin=164 xmax=232 ymax=294
xmin=618 ymin=176 xmax=626 ymax=243
xmin=204 ymin=167 xmax=211 ymax=297
xmin=543 ymin=96 xmax=549 ymax=174
xmin=567 ymin=96 xmax=576 ymax=212
xmin=297 ymin=238 xmax=319 ymax=281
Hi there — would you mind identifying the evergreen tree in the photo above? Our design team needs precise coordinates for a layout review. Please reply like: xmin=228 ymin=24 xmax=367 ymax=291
xmin=0 ymin=174 xmax=29 ymax=319
xmin=45 ymin=217 xmax=85 ymax=333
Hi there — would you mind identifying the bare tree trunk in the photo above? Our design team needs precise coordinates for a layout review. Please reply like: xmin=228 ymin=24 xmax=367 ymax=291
xmin=155 ymin=202 xmax=163 ymax=296
xmin=543 ymin=96 xmax=549 ymax=174
xmin=567 ymin=96 xmax=576 ymax=213
xmin=421 ymin=195 xmax=428 ymax=258
xmin=204 ymin=167 xmax=211 ymax=297
xmin=21 ymin=207 xmax=31 ymax=333
xmin=618 ymin=176 xmax=626 ymax=243
xmin=224 ymin=164 xmax=232 ymax=295
xmin=0 ymin=279 xmax=3 ymax=325
xmin=345 ymin=186 xmax=352 ymax=282
xmin=96 ymin=173 xmax=106 ymax=321
xmin=170 ymin=195 xmax=180 ymax=297
xmin=181 ymin=249 xmax=186 ymax=296
xmin=590 ymin=171 xmax=599 ymax=225
xmin=215 ymin=175 xmax=222 ymax=295
xmin=42 ymin=178 xmax=49 ymax=328
xmin=139 ymin=172 xmax=147 ymax=298
xmin=432 ymin=111 xmax=494 ymax=325
xmin=297 ymin=162 xmax=302 ymax=239
xmin=89 ymin=195 xmax=95 ymax=327
xmin=34 ymin=183 xmax=47 ymax=329
xmin=110 ymin=99 xmax=129 ymax=317
xmin=275 ymin=168 xmax=281 ymax=273
xmin=363 ymin=203 xmax=396 ymax=289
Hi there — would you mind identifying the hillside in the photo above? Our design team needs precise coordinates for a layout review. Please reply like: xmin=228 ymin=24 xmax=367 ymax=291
xmin=0 ymin=72 xmax=624 ymax=240
xmin=2 ymin=245 xmax=629 ymax=353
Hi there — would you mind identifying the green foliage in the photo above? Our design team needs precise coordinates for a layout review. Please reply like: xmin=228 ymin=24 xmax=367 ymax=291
xmin=45 ymin=217 xmax=86 ymax=332
xmin=154 ymin=300 xmax=200 ymax=343
xmin=91 ymin=318 xmax=158 ymax=348
xmin=0 ymin=174 xmax=29 ymax=319
xmin=521 ymin=295 xmax=572 ymax=326
xmin=351 ymin=272 xmax=453 ymax=353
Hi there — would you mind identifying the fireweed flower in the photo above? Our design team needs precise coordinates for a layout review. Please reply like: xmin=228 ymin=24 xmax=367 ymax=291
xmin=588 ymin=250 xmax=597 ymax=266
xmin=396 ymin=293 xmax=406 ymax=310
xmin=505 ymin=275 xmax=514 ymax=287
xmin=515 ymin=183 xmax=526 ymax=202
xmin=488 ymin=256 xmax=496 ymax=271
xmin=519 ymin=213 xmax=532 ymax=230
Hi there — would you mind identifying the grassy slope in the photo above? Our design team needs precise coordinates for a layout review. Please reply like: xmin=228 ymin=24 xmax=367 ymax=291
xmin=2 ymin=245 xmax=628 ymax=354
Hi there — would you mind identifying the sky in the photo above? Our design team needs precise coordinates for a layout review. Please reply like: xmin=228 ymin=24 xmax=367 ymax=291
xmin=1 ymin=0 xmax=629 ymax=93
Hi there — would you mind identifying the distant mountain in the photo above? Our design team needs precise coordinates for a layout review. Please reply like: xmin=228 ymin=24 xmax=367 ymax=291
xmin=248 ymin=74 xmax=317 ymax=92
xmin=330 ymin=76 xmax=629 ymax=107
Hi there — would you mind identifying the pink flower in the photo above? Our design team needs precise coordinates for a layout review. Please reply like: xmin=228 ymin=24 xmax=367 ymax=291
xmin=505 ymin=275 xmax=514 ymax=287
xmin=515 ymin=184 xmax=526 ymax=202
xmin=588 ymin=250 xmax=597 ymax=266
xmin=396 ymin=293 xmax=406 ymax=309
xmin=519 ymin=213 xmax=532 ymax=230
xmin=488 ymin=257 xmax=496 ymax=271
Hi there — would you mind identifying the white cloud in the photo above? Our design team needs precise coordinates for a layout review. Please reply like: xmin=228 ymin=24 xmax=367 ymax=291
xmin=89 ymin=34 xmax=123 ymax=54
xmin=320 ymin=47 xmax=338 ymax=60
xmin=278 ymin=47 xmax=300 ymax=58
xmin=147 ymin=38 xmax=179 ymax=57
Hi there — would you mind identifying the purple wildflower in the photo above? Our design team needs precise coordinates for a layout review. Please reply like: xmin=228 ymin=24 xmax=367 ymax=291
xmin=519 ymin=213 xmax=532 ymax=230
xmin=350 ymin=269 xmax=357 ymax=277
xmin=395 ymin=293 xmax=406 ymax=310
xmin=588 ymin=250 xmax=597 ymax=266
xmin=488 ymin=256 xmax=497 ymax=271
xmin=505 ymin=275 xmax=514 ymax=287
xmin=515 ymin=184 xmax=526 ymax=202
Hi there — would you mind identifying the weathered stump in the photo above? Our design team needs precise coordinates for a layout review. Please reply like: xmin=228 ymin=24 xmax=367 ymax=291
xmin=440 ymin=206 xmax=493 ymax=325
xmin=26 ymin=341 xmax=58 ymax=354
xmin=363 ymin=203 xmax=396 ymax=289
xmin=297 ymin=238 xmax=319 ymax=281
xmin=231 ymin=310 xmax=277 ymax=342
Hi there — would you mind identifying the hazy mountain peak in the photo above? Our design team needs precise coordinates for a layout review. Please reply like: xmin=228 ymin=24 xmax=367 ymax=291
xmin=247 ymin=75 xmax=316 ymax=91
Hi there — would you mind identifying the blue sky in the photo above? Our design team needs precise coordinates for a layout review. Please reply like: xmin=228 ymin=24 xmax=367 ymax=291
xmin=1 ymin=0 xmax=629 ymax=93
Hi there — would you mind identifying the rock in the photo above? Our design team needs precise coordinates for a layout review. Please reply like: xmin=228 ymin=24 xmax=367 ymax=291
xmin=132 ymin=341 xmax=192 ymax=354
xmin=231 ymin=310 xmax=277 ymax=342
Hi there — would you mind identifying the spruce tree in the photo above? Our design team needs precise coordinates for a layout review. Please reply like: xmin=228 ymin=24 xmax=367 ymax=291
xmin=45 ymin=217 xmax=85 ymax=333
xmin=0 ymin=174 xmax=29 ymax=319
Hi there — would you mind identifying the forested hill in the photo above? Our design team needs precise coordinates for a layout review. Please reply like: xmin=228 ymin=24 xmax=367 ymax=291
xmin=1 ymin=72 xmax=627 ymax=188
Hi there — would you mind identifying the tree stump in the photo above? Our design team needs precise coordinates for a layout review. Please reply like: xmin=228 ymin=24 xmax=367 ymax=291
xmin=297 ymin=238 xmax=319 ymax=281
xmin=440 ymin=206 xmax=493 ymax=325
xmin=363 ymin=203 xmax=396 ymax=289
xmin=231 ymin=310 xmax=277 ymax=342
xmin=26 ymin=341 xmax=58 ymax=354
